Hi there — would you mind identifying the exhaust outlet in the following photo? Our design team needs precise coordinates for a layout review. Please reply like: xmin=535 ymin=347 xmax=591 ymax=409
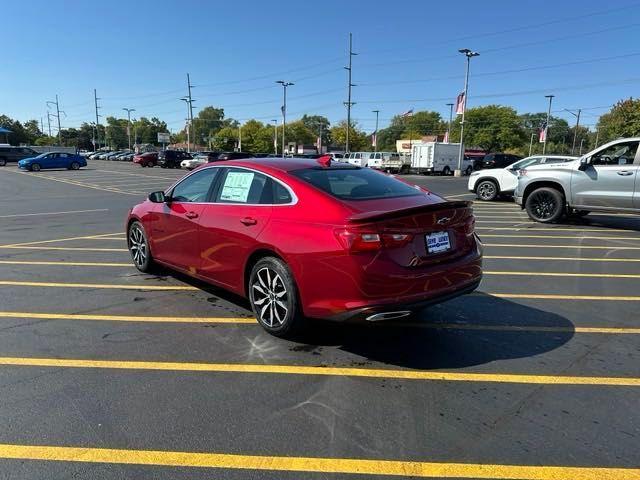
xmin=365 ymin=311 xmax=412 ymax=322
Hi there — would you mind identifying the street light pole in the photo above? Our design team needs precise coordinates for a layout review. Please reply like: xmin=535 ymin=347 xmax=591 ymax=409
xmin=271 ymin=119 xmax=278 ymax=155
xmin=372 ymin=109 xmax=379 ymax=152
xmin=446 ymin=103 xmax=454 ymax=143
xmin=456 ymin=49 xmax=479 ymax=177
xmin=122 ymin=108 xmax=135 ymax=150
xmin=276 ymin=80 xmax=293 ymax=158
xmin=542 ymin=95 xmax=555 ymax=155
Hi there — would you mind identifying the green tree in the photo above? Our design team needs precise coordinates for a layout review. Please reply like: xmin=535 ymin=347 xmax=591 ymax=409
xmin=211 ymin=126 xmax=238 ymax=151
xmin=283 ymin=120 xmax=316 ymax=146
xmin=450 ymin=105 xmax=526 ymax=152
xmin=300 ymin=114 xmax=331 ymax=144
xmin=193 ymin=106 xmax=226 ymax=145
xmin=105 ymin=117 xmax=129 ymax=149
xmin=330 ymin=120 xmax=369 ymax=151
xmin=597 ymin=98 xmax=640 ymax=142
xmin=133 ymin=117 xmax=169 ymax=145
xmin=240 ymin=120 xmax=274 ymax=153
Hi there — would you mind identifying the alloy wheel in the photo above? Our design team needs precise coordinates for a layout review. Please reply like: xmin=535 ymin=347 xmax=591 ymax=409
xmin=129 ymin=225 xmax=147 ymax=269
xmin=477 ymin=181 xmax=496 ymax=200
xmin=251 ymin=267 xmax=289 ymax=328
xmin=530 ymin=191 xmax=557 ymax=220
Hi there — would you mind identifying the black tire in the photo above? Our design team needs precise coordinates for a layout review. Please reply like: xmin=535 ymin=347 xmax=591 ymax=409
xmin=140 ymin=163 xmax=147 ymax=168
xmin=399 ymin=165 xmax=410 ymax=174
xmin=70 ymin=161 xmax=80 ymax=170
xmin=442 ymin=166 xmax=451 ymax=176
xmin=0 ymin=158 xmax=6 ymax=167
xmin=476 ymin=180 xmax=499 ymax=201
xmin=248 ymin=257 xmax=304 ymax=337
xmin=31 ymin=163 xmax=41 ymax=172
xmin=148 ymin=161 xmax=156 ymax=168
xmin=127 ymin=221 xmax=156 ymax=273
xmin=525 ymin=187 xmax=565 ymax=223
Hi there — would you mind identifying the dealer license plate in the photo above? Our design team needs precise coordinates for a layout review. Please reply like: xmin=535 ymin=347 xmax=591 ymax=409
xmin=425 ymin=231 xmax=451 ymax=254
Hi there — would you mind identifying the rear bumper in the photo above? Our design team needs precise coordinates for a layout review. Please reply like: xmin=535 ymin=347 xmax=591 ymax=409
xmin=326 ymin=278 xmax=481 ymax=322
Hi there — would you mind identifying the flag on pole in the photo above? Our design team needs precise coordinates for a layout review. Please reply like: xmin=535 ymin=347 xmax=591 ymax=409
xmin=316 ymin=136 xmax=322 ymax=151
xmin=455 ymin=92 xmax=465 ymax=115
xmin=401 ymin=109 xmax=414 ymax=118
xmin=539 ymin=121 xmax=547 ymax=143
xmin=371 ymin=133 xmax=377 ymax=148
xmin=280 ymin=105 xmax=285 ymax=115
xmin=443 ymin=130 xmax=449 ymax=143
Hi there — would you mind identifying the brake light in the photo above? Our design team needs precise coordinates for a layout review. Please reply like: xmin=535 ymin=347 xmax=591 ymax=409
xmin=335 ymin=229 xmax=413 ymax=252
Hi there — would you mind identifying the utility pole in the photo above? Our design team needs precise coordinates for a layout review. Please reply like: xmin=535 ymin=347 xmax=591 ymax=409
xmin=180 ymin=74 xmax=195 ymax=152
xmin=271 ymin=119 xmax=278 ymax=155
xmin=94 ymin=89 xmax=102 ymax=149
xmin=276 ymin=80 xmax=293 ymax=158
xmin=529 ymin=132 xmax=535 ymax=156
xmin=46 ymin=95 xmax=62 ymax=146
xmin=595 ymin=126 xmax=600 ymax=148
xmin=564 ymin=108 xmax=581 ymax=155
xmin=90 ymin=122 xmax=96 ymax=150
xmin=238 ymin=125 xmax=242 ymax=151
xmin=122 ymin=108 xmax=135 ymax=150
xmin=40 ymin=118 xmax=45 ymax=136
xmin=456 ymin=49 xmax=479 ymax=176
xmin=445 ymin=103 xmax=454 ymax=143
xmin=372 ymin=109 xmax=379 ymax=152
xmin=579 ymin=138 xmax=585 ymax=155
xmin=46 ymin=112 xmax=52 ymax=137
xmin=542 ymin=94 xmax=554 ymax=154
xmin=344 ymin=33 xmax=357 ymax=153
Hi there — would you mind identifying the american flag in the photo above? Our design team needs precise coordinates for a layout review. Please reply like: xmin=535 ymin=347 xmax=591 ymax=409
xmin=455 ymin=92 xmax=465 ymax=115
xmin=539 ymin=121 xmax=547 ymax=143
xmin=401 ymin=109 xmax=414 ymax=117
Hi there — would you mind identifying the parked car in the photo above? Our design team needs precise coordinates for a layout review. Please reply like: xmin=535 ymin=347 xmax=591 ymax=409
xmin=469 ymin=155 xmax=577 ymax=201
xmin=89 ymin=151 xmax=109 ymax=160
xmin=126 ymin=158 xmax=482 ymax=337
xmin=0 ymin=146 xmax=40 ymax=166
xmin=474 ymin=153 xmax=522 ymax=170
xmin=158 ymin=150 xmax=193 ymax=168
xmin=515 ymin=138 xmax=640 ymax=222
xmin=133 ymin=152 xmax=159 ymax=168
xmin=96 ymin=151 xmax=113 ymax=160
xmin=345 ymin=151 xmax=371 ymax=167
xmin=369 ymin=151 xmax=410 ymax=173
xmin=18 ymin=152 xmax=87 ymax=171
xmin=215 ymin=152 xmax=255 ymax=161
xmin=181 ymin=156 xmax=207 ymax=170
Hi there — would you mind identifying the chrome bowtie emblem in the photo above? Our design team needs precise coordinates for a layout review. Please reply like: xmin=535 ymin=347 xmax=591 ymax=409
xmin=436 ymin=216 xmax=451 ymax=225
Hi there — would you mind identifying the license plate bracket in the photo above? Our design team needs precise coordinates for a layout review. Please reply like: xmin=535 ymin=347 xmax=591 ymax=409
xmin=425 ymin=231 xmax=451 ymax=254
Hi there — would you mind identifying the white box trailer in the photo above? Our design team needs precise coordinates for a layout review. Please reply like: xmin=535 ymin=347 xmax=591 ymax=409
xmin=410 ymin=142 xmax=472 ymax=175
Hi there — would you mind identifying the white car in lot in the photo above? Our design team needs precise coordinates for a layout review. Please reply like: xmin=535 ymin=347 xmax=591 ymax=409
xmin=181 ymin=155 xmax=207 ymax=170
xmin=468 ymin=154 xmax=577 ymax=201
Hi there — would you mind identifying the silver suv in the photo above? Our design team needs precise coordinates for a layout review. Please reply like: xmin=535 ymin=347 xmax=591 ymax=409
xmin=515 ymin=138 xmax=640 ymax=222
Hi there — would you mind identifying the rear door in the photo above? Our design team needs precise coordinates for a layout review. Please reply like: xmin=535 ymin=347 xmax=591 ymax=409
xmin=197 ymin=167 xmax=275 ymax=291
xmin=571 ymin=140 xmax=639 ymax=209
xmin=150 ymin=167 xmax=220 ymax=271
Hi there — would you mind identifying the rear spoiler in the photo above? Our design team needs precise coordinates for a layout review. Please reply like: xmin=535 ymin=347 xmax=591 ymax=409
xmin=347 ymin=200 xmax=473 ymax=223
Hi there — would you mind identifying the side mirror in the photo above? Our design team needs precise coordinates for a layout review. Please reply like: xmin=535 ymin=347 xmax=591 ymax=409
xmin=148 ymin=191 xmax=167 ymax=203
xmin=578 ymin=158 xmax=589 ymax=171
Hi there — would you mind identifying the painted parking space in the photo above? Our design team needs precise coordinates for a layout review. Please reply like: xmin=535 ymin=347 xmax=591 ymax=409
xmin=0 ymin=167 xmax=639 ymax=477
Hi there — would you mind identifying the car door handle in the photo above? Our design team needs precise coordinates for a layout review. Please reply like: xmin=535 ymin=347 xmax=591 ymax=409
xmin=240 ymin=217 xmax=257 ymax=226
xmin=617 ymin=171 xmax=634 ymax=176
xmin=185 ymin=211 xmax=199 ymax=219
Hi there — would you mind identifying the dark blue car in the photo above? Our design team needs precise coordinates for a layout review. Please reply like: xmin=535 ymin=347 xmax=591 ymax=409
xmin=18 ymin=152 xmax=87 ymax=171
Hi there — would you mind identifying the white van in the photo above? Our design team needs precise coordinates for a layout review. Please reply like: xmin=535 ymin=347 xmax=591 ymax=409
xmin=345 ymin=152 xmax=372 ymax=167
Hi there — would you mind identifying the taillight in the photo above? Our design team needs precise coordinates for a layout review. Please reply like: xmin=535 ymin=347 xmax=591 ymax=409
xmin=335 ymin=229 xmax=413 ymax=253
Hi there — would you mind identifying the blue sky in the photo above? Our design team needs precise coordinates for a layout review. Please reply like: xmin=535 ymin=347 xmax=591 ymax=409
xmin=2 ymin=0 xmax=639 ymax=134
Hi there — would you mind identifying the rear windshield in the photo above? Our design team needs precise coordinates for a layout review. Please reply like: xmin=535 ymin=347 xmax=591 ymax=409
xmin=290 ymin=167 xmax=421 ymax=201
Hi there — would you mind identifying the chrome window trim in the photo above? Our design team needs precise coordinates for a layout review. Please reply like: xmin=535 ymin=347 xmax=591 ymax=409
xmin=166 ymin=164 xmax=298 ymax=206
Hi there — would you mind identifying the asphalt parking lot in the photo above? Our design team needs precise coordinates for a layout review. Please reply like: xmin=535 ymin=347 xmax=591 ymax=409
xmin=0 ymin=161 xmax=639 ymax=479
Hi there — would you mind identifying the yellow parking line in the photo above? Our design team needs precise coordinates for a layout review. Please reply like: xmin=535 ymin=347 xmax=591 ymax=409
xmin=0 ymin=232 xmax=122 ymax=248
xmin=0 ymin=311 xmax=254 ymax=323
xmin=0 ymin=280 xmax=196 ymax=291
xmin=414 ymin=323 xmax=640 ymax=334
xmin=484 ymin=243 xmax=640 ymax=250
xmin=484 ymin=255 xmax=640 ymax=262
xmin=0 ymin=208 xmax=108 ymax=219
xmin=485 ymin=271 xmax=640 ymax=279
xmin=1 ymin=356 xmax=638 ymax=386
xmin=487 ymin=293 xmax=640 ymax=301
xmin=476 ymin=220 xmax=533 ymax=224
xmin=0 ymin=444 xmax=638 ymax=480
xmin=0 ymin=260 xmax=130 ymax=267
xmin=0 ymin=246 xmax=126 ymax=252
xmin=2 ymin=311 xmax=638 ymax=334
xmin=2 ymin=169 xmax=140 ymax=195
xmin=481 ymin=234 xmax=640 ymax=241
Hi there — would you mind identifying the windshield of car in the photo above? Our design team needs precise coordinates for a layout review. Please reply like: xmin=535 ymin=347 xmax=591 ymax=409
xmin=510 ymin=157 xmax=541 ymax=169
xmin=290 ymin=167 xmax=421 ymax=201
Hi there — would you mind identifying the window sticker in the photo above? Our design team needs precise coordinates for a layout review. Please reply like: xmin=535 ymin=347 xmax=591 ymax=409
xmin=220 ymin=171 xmax=255 ymax=202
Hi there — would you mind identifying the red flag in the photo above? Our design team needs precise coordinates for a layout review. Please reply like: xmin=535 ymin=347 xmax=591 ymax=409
xmin=455 ymin=92 xmax=465 ymax=115
xmin=539 ymin=121 xmax=547 ymax=143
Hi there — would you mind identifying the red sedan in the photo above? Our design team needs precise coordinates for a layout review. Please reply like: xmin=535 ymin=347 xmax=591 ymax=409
xmin=126 ymin=157 xmax=482 ymax=336
xmin=133 ymin=151 xmax=159 ymax=167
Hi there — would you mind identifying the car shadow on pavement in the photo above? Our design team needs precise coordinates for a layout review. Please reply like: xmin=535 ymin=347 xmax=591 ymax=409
xmin=560 ymin=215 xmax=640 ymax=231
xmin=294 ymin=293 xmax=575 ymax=370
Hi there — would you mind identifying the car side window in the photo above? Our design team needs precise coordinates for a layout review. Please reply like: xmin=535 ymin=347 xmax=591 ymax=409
xmin=171 ymin=168 xmax=219 ymax=203
xmin=590 ymin=142 xmax=639 ymax=166
xmin=273 ymin=181 xmax=293 ymax=204
xmin=216 ymin=168 xmax=274 ymax=204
